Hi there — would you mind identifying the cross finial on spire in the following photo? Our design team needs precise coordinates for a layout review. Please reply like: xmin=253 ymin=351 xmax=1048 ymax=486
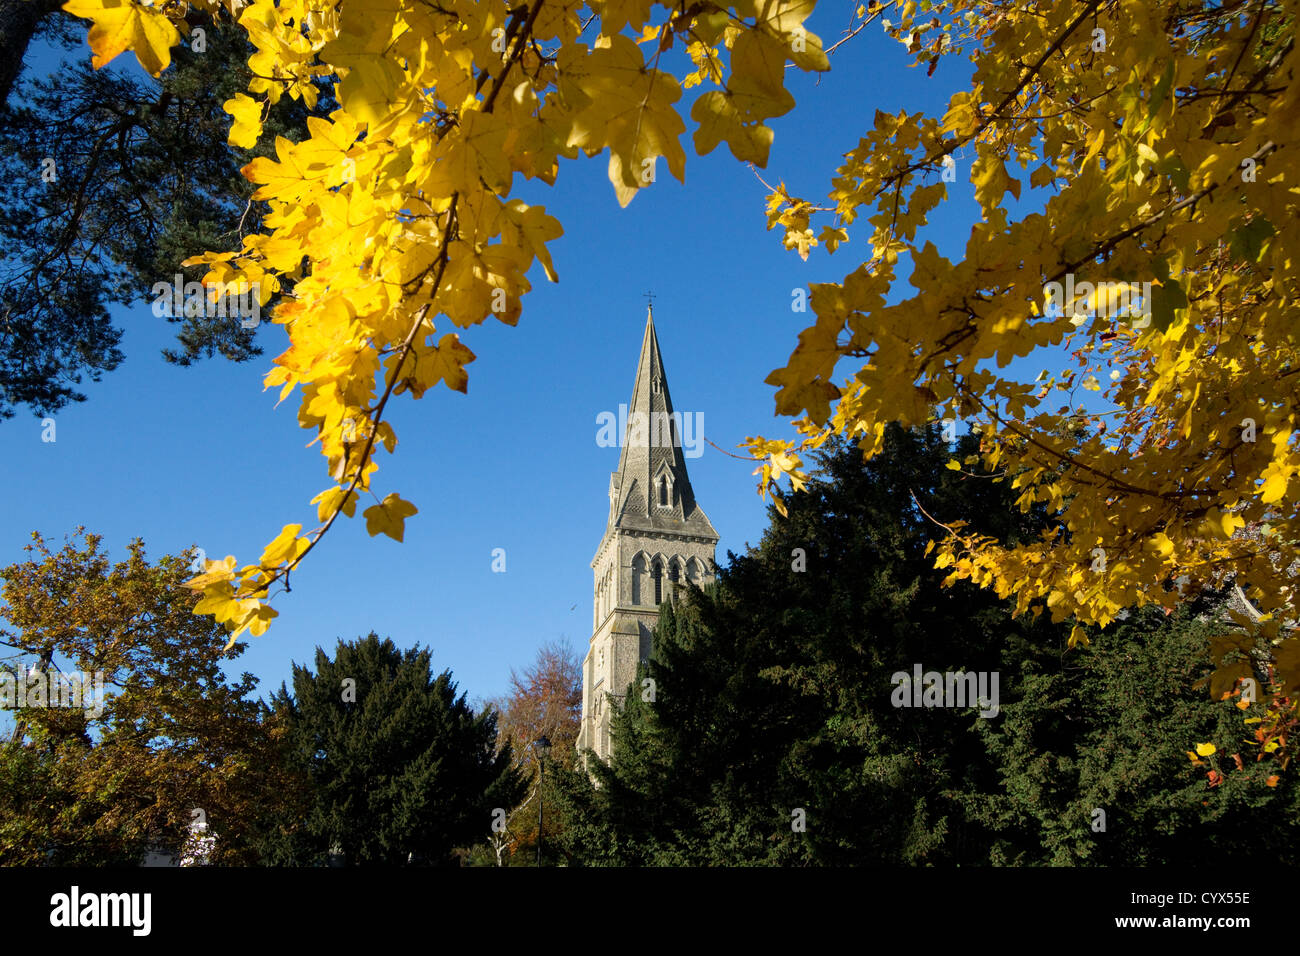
xmin=643 ymin=290 xmax=655 ymax=317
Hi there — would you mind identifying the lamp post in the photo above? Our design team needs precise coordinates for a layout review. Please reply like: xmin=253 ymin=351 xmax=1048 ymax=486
xmin=535 ymin=735 xmax=551 ymax=867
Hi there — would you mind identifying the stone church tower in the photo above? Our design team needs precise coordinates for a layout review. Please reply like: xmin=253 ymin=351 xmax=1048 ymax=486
xmin=576 ymin=306 xmax=719 ymax=761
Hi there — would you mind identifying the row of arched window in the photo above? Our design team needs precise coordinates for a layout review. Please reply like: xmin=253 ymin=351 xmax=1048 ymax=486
xmin=595 ymin=552 xmax=711 ymax=623
xmin=631 ymin=552 xmax=706 ymax=606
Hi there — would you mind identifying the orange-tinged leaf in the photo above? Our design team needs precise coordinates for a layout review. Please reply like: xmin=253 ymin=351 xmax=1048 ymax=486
xmin=426 ymin=333 xmax=476 ymax=393
xmin=62 ymin=0 xmax=180 ymax=75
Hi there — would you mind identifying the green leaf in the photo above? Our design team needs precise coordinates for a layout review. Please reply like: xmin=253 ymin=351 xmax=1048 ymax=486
xmin=1156 ymin=154 xmax=1189 ymax=192
xmin=1150 ymin=276 xmax=1188 ymax=330
xmin=1228 ymin=217 xmax=1274 ymax=264
xmin=1137 ymin=59 xmax=1176 ymax=135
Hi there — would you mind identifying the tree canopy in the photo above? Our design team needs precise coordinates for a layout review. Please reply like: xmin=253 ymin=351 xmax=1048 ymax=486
xmin=62 ymin=0 xmax=829 ymax=643
xmin=746 ymin=0 xmax=1298 ymax=762
xmin=470 ymin=639 xmax=580 ymax=865
xmin=0 ymin=531 xmax=295 ymax=864
xmin=259 ymin=632 xmax=524 ymax=865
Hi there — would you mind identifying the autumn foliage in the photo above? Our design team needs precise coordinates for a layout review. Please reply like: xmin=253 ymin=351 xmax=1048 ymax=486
xmin=747 ymin=0 xmax=1299 ymax=765
xmin=0 ymin=531 xmax=296 ymax=864
xmin=483 ymin=640 xmax=581 ymax=863
xmin=57 ymin=0 xmax=1298 ymax=773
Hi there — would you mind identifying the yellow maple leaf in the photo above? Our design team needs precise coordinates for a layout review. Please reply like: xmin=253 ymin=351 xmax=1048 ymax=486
xmin=311 ymin=486 xmax=360 ymax=523
xmin=62 ymin=0 xmax=180 ymax=75
xmin=227 ymin=600 xmax=278 ymax=645
xmin=559 ymin=35 xmax=687 ymax=206
xmin=193 ymin=581 xmax=238 ymax=619
xmin=1259 ymin=468 xmax=1289 ymax=505
xmin=602 ymin=0 xmax=657 ymax=37
xmin=425 ymin=333 xmax=477 ymax=393
xmin=444 ymin=111 xmax=513 ymax=196
xmin=259 ymin=523 xmax=309 ymax=567
xmin=223 ymin=94 xmax=264 ymax=149
xmin=363 ymin=492 xmax=418 ymax=542
xmin=184 ymin=554 xmax=237 ymax=590
xmin=692 ymin=90 xmax=776 ymax=165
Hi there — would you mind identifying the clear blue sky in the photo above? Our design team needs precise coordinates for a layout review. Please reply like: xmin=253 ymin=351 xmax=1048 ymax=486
xmin=2 ymin=10 xmax=1005 ymax=708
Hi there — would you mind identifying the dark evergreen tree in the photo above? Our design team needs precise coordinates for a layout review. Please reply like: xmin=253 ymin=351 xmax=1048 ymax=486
xmin=0 ymin=9 xmax=332 ymax=420
xmin=552 ymin=425 xmax=1299 ymax=865
xmin=968 ymin=600 xmax=1300 ymax=865
xmin=258 ymin=633 xmax=524 ymax=866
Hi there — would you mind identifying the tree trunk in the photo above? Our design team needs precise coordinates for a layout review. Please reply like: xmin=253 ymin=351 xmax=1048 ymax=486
xmin=0 ymin=0 xmax=61 ymax=108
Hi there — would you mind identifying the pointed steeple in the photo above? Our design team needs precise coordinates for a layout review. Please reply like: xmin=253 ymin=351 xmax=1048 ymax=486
xmin=606 ymin=305 xmax=717 ymax=540
xmin=581 ymin=303 xmax=719 ymax=763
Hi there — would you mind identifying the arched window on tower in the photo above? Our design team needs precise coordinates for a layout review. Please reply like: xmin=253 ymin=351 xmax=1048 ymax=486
xmin=686 ymin=558 xmax=701 ymax=586
xmin=631 ymin=554 xmax=647 ymax=605
xmin=658 ymin=475 xmax=668 ymax=507
xmin=668 ymin=559 xmax=680 ymax=602
xmin=652 ymin=557 xmax=663 ymax=604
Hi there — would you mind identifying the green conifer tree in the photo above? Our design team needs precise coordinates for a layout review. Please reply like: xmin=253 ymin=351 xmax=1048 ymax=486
xmin=260 ymin=633 xmax=524 ymax=866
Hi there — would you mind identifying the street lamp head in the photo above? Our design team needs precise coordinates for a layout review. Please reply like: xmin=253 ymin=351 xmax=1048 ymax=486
xmin=535 ymin=734 xmax=552 ymax=754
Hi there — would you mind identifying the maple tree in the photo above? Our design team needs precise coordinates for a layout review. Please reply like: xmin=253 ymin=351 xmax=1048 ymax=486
xmin=745 ymin=0 xmax=1299 ymax=768
xmin=56 ymin=0 xmax=830 ymax=643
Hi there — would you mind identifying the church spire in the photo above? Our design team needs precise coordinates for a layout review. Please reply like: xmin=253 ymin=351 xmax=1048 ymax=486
xmin=607 ymin=305 xmax=715 ymax=538
xmin=580 ymin=303 xmax=719 ymax=762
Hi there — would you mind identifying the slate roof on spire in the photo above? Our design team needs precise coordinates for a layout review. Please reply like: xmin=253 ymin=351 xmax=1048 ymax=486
xmin=606 ymin=306 xmax=718 ymax=541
